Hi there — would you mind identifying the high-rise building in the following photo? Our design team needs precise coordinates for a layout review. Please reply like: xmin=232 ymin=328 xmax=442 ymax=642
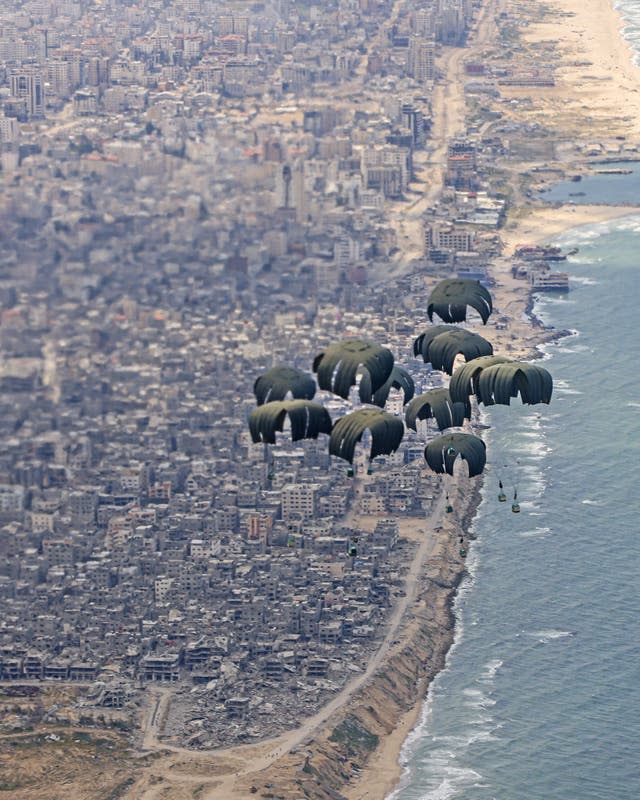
xmin=436 ymin=0 xmax=467 ymax=45
xmin=333 ymin=235 xmax=361 ymax=268
xmin=407 ymin=36 xmax=435 ymax=82
xmin=58 ymin=49 xmax=83 ymax=87
xmin=10 ymin=67 xmax=46 ymax=118
xmin=362 ymin=145 xmax=411 ymax=197
xmin=0 ymin=117 xmax=20 ymax=145
xmin=274 ymin=160 xmax=306 ymax=222
xmin=412 ymin=9 xmax=434 ymax=36
xmin=401 ymin=103 xmax=425 ymax=147
xmin=36 ymin=28 xmax=48 ymax=61
xmin=281 ymin=484 xmax=317 ymax=521
xmin=47 ymin=60 xmax=72 ymax=99
xmin=85 ymin=56 xmax=110 ymax=87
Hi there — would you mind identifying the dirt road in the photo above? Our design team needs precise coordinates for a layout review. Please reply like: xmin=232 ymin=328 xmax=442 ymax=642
xmin=133 ymin=488 xmax=447 ymax=799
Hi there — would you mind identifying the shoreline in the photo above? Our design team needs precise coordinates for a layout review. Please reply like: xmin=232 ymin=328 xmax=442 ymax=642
xmin=347 ymin=482 xmax=487 ymax=800
xmin=360 ymin=200 xmax=640 ymax=800
xmin=338 ymin=0 xmax=640 ymax=793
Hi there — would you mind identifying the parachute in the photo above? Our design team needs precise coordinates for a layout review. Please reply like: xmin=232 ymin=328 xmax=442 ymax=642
xmin=450 ymin=356 xmax=553 ymax=406
xmin=475 ymin=361 xmax=553 ymax=406
xmin=414 ymin=328 xmax=494 ymax=375
xmin=427 ymin=278 xmax=493 ymax=325
xmin=359 ymin=364 xmax=415 ymax=407
xmin=248 ymin=400 xmax=333 ymax=444
xmin=413 ymin=325 xmax=457 ymax=361
xmin=405 ymin=388 xmax=471 ymax=432
xmin=449 ymin=355 xmax=512 ymax=403
xmin=313 ymin=339 xmax=394 ymax=400
xmin=424 ymin=432 xmax=487 ymax=478
xmin=329 ymin=408 xmax=404 ymax=464
xmin=253 ymin=365 xmax=316 ymax=406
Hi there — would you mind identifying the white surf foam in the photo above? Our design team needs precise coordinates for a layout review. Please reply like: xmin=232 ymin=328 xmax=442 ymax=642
xmin=565 ymin=228 xmax=604 ymax=243
xmin=555 ymin=343 xmax=592 ymax=354
xmin=482 ymin=659 xmax=503 ymax=681
xmin=566 ymin=256 xmax=601 ymax=265
xmin=462 ymin=688 xmax=496 ymax=710
xmin=554 ymin=385 xmax=583 ymax=396
xmin=529 ymin=630 xmax=575 ymax=644
xmin=518 ymin=526 xmax=552 ymax=538
xmin=570 ymin=276 xmax=600 ymax=286
xmin=412 ymin=770 xmax=483 ymax=800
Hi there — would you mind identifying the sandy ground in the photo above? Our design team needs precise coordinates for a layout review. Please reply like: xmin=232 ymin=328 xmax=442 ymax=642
xmin=511 ymin=0 xmax=640 ymax=139
xmin=500 ymin=204 xmax=640 ymax=254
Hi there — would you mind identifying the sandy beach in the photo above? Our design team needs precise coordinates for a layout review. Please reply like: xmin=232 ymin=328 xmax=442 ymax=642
xmin=513 ymin=0 xmax=640 ymax=140
xmin=118 ymin=1 xmax=640 ymax=799
xmin=500 ymin=204 xmax=640 ymax=253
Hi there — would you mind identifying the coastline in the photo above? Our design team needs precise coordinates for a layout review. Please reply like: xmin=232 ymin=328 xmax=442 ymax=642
xmin=352 ymin=200 xmax=640 ymax=800
xmin=123 ymin=1 xmax=640 ymax=798
xmin=331 ymin=0 xmax=640 ymax=794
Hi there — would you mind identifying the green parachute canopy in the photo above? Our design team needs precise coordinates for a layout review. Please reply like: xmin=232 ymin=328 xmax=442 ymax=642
xmin=427 ymin=279 xmax=493 ymax=325
xmin=313 ymin=339 xmax=394 ymax=400
xmin=248 ymin=400 xmax=333 ymax=444
xmin=424 ymin=432 xmax=487 ymax=477
xmin=413 ymin=325 xmax=457 ymax=361
xmin=414 ymin=328 xmax=494 ymax=375
xmin=253 ymin=365 xmax=316 ymax=406
xmin=359 ymin=365 xmax=415 ymax=407
xmin=405 ymin=388 xmax=471 ymax=432
xmin=449 ymin=355 xmax=512 ymax=404
xmin=476 ymin=361 xmax=553 ymax=406
xmin=329 ymin=408 xmax=404 ymax=464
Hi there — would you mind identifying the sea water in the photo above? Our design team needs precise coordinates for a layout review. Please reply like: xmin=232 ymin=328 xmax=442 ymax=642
xmin=388 ymin=213 xmax=640 ymax=797
xmin=540 ymin=160 xmax=640 ymax=205
xmin=387 ymin=5 xmax=640 ymax=792
xmin=388 ymin=214 xmax=640 ymax=800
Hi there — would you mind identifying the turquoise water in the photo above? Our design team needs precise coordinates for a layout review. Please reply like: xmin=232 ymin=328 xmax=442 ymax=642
xmin=389 ymin=216 xmax=640 ymax=800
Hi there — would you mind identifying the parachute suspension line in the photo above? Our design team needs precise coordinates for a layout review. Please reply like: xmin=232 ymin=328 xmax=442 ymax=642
xmin=459 ymin=526 xmax=467 ymax=557
xmin=445 ymin=475 xmax=453 ymax=514
xmin=303 ymin=405 xmax=310 ymax=438
xmin=266 ymin=444 xmax=275 ymax=481
xmin=512 ymin=459 xmax=521 ymax=512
